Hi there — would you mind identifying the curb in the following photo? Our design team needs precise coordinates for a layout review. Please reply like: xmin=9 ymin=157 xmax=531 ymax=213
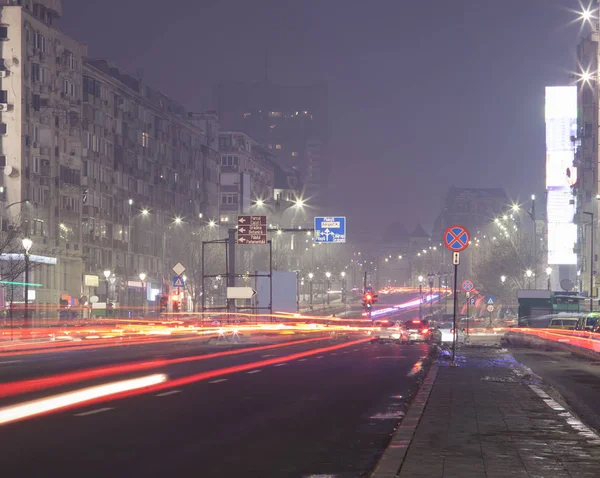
xmin=370 ymin=362 xmax=439 ymax=478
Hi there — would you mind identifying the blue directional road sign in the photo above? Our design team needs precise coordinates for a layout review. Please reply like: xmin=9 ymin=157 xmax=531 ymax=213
xmin=172 ymin=275 xmax=185 ymax=288
xmin=469 ymin=297 xmax=476 ymax=306
xmin=314 ymin=216 xmax=346 ymax=243
xmin=485 ymin=296 xmax=495 ymax=305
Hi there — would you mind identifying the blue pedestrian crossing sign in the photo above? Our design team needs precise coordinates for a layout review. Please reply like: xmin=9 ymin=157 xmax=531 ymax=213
xmin=485 ymin=296 xmax=495 ymax=305
xmin=172 ymin=275 xmax=185 ymax=288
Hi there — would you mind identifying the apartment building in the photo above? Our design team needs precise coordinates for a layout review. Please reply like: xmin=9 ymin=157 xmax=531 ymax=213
xmin=217 ymin=131 xmax=274 ymax=223
xmin=0 ymin=0 xmax=87 ymax=306
xmin=81 ymin=59 xmax=220 ymax=304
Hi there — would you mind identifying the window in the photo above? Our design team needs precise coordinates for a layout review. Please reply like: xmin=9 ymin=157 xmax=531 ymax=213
xmin=0 ymin=26 xmax=8 ymax=41
xmin=68 ymin=54 xmax=76 ymax=70
xmin=31 ymin=63 xmax=40 ymax=82
xmin=275 ymin=144 xmax=282 ymax=150
xmin=33 ymin=125 xmax=39 ymax=142
xmin=32 ymin=156 xmax=40 ymax=174
xmin=0 ymin=123 xmax=6 ymax=135
xmin=32 ymin=94 xmax=40 ymax=111
xmin=91 ymin=135 xmax=99 ymax=153
xmin=35 ymin=32 xmax=46 ymax=53
xmin=141 ymin=132 xmax=149 ymax=148
xmin=40 ymin=67 xmax=49 ymax=84
xmin=221 ymin=194 xmax=239 ymax=205
xmin=268 ymin=111 xmax=282 ymax=117
xmin=62 ymin=79 xmax=76 ymax=98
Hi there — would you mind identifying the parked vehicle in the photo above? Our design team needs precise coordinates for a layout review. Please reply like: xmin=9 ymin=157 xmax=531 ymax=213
xmin=434 ymin=322 xmax=465 ymax=344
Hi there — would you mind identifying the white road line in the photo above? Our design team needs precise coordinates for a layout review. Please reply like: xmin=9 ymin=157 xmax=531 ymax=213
xmin=352 ymin=348 xmax=359 ymax=351
xmin=316 ymin=356 xmax=324 ymax=359
xmin=0 ymin=360 xmax=22 ymax=365
xmin=275 ymin=363 xmax=287 ymax=367
xmin=298 ymin=358 xmax=307 ymax=362
xmin=209 ymin=379 xmax=228 ymax=383
xmin=74 ymin=407 xmax=114 ymax=417
xmin=261 ymin=354 xmax=276 ymax=358
xmin=331 ymin=352 xmax=338 ymax=355
xmin=342 ymin=351 xmax=349 ymax=354
xmin=247 ymin=370 xmax=262 ymax=374
xmin=156 ymin=390 xmax=181 ymax=397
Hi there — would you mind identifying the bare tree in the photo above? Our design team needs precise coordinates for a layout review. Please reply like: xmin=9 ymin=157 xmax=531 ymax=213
xmin=471 ymin=223 xmax=545 ymax=304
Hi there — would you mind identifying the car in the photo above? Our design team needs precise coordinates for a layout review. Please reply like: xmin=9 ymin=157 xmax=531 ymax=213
xmin=404 ymin=319 xmax=431 ymax=343
xmin=433 ymin=322 xmax=465 ymax=344
xmin=371 ymin=321 xmax=409 ymax=344
xmin=548 ymin=317 xmax=578 ymax=330
xmin=576 ymin=313 xmax=600 ymax=332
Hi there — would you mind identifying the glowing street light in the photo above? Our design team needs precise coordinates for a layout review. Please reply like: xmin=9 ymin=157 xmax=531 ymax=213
xmin=174 ymin=217 xmax=182 ymax=225
xmin=545 ymin=267 xmax=552 ymax=291
xmin=141 ymin=209 xmax=149 ymax=216
xmin=501 ymin=275 xmax=506 ymax=284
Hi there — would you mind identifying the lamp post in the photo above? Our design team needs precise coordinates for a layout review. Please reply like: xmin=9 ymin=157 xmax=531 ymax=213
xmin=583 ymin=211 xmax=595 ymax=312
xmin=325 ymin=271 xmax=331 ymax=305
xmin=22 ymin=238 xmax=32 ymax=326
xmin=525 ymin=269 xmax=533 ymax=290
xmin=340 ymin=271 xmax=346 ymax=304
xmin=139 ymin=272 xmax=146 ymax=316
xmin=308 ymin=272 xmax=314 ymax=305
xmin=545 ymin=267 xmax=552 ymax=291
xmin=529 ymin=194 xmax=538 ymax=289
xmin=427 ymin=273 xmax=434 ymax=316
xmin=103 ymin=269 xmax=111 ymax=316
xmin=418 ymin=275 xmax=424 ymax=320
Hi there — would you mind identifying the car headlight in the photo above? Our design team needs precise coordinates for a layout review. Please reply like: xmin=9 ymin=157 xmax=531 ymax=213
xmin=391 ymin=333 xmax=400 ymax=339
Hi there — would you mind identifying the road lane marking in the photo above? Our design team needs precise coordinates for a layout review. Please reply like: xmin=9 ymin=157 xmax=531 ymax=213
xmin=342 ymin=351 xmax=349 ymax=354
xmin=247 ymin=370 xmax=262 ymax=374
xmin=261 ymin=354 xmax=276 ymax=358
xmin=74 ymin=407 xmax=114 ymax=416
xmin=316 ymin=356 xmax=324 ymax=359
xmin=0 ymin=360 xmax=22 ymax=365
xmin=352 ymin=348 xmax=359 ymax=351
xmin=275 ymin=363 xmax=287 ymax=367
xmin=209 ymin=379 xmax=228 ymax=384
xmin=298 ymin=358 xmax=307 ymax=362
xmin=331 ymin=352 xmax=338 ymax=355
xmin=156 ymin=390 xmax=181 ymax=396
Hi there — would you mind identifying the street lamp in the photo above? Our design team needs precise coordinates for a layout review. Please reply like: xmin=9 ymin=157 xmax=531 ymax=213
xmin=501 ymin=275 xmax=506 ymax=284
xmin=545 ymin=267 xmax=552 ymax=291
xmin=22 ymin=238 xmax=32 ymax=325
xmin=525 ymin=269 xmax=533 ymax=289
xmin=308 ymin=272 xmax=314 ymax=305
xmin=325 ymin=271 xmax=331 ymax=304
xmin=583 ymin=210 xmax=595 ymax=312
xmin=418 ymin=275 xmax=424 ymax=320
xmin=139 ymin=273 xmax=146 ymax=316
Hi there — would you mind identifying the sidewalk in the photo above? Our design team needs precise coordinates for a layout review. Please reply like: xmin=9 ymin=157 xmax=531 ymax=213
xmin=374 ymin=346 xmax=600 ymax=478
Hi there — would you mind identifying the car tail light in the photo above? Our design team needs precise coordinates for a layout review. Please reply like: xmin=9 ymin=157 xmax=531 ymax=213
xmin=421 ymin=328 xmax=429 ymax=334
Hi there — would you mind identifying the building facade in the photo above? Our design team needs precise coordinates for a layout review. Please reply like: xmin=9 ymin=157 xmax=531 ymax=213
xmin=214 ymin=80 xmax=329 ymax=210
xmin=81 ymin=59 xmax=220 ymax=306
xmin=217 ymin=130 xmax=274 ymax=223
xmin=0 ymin=0 xmax=86 ymax=307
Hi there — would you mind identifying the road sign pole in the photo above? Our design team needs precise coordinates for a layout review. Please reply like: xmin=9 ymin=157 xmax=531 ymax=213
xmin=452 ymin=262 xmax=459 ymax=365
xmin=228 ymin=229 xmax=236 ymax=313
xmin=201 ymin=241 xmax=206 ymax=313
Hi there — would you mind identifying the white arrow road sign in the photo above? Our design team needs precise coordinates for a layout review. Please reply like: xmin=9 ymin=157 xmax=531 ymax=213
xmin=227 ymin=287 xmax=257 ymax=299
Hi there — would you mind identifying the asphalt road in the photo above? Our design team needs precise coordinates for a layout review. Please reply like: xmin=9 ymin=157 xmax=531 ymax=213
xmin=0 ymin=337 xmax=429 ymax=478
xmin=511 ymin=348 xmax=600 ymax=434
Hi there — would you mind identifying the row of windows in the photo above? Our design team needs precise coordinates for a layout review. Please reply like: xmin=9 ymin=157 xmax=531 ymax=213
xmin=221 ymin=155 xmax=239 ymax=166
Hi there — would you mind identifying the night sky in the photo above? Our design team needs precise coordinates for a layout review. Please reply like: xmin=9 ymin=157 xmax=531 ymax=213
xmin=60 ymin=0 xmax=585 ymax=238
